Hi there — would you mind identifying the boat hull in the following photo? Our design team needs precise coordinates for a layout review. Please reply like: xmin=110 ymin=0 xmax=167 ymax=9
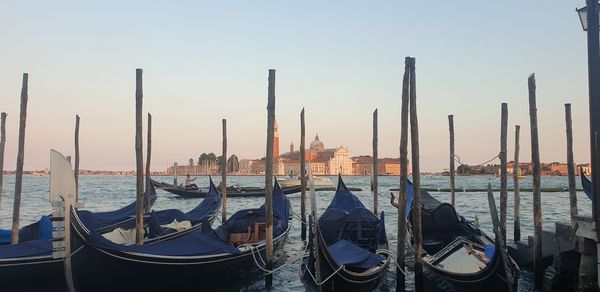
xmin=71 ymin=217 xmax=291 ymax=291
xmin=158 ymin=184 xmax=302 ymax=198
xmin=0 ymin=256 xmax=66 ymax=292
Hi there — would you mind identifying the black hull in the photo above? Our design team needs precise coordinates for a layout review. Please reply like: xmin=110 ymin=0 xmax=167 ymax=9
xmin=159 ymin=185 xmax=302 ymax=198
xmin=303 ymin=243 xmax=389 ymax=291
xmin=0 ymin=256 xmax=66 ymax=292
xmin=71 ymin=216 xmax=291 ymax=291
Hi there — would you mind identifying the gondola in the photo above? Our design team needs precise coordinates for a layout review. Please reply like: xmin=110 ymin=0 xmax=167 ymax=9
xmin=582 ymin=171 xmax=592 ymax=200
xmin=0 ymin=150 xmax=157 ymax=291
xmin=151 ymin=178 xmax=302 ymax=198
xmin=302 ymin=175 xmax=390 ymax=291
xmin=392 ymin=180 xmax=520 ymax=292
xmin=70 ymin=179 xmax=292 ymax=291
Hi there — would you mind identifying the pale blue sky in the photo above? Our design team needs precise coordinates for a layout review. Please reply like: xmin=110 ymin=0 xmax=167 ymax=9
xmin=0 ymin=1 xmax=592 ymax=171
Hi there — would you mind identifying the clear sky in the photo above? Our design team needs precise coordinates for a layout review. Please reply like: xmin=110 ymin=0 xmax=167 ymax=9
xmin=0 ymin=1 xmax=593 ymax=172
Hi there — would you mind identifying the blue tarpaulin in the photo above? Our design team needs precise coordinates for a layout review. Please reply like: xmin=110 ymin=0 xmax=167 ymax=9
xmin=582 ymin=173 xmax=593 ymax=200
xmin=327 ymin=239 xmax=385 ymax=269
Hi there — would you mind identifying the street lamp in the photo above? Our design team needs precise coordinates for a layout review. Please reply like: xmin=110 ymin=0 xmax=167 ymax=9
xmin=577 ymin=5 xmax=600 ymax=31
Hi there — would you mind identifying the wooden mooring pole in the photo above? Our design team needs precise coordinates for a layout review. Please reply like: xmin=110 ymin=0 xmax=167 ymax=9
xmin=408 ymin=57 xmax=423 ymax=292
xmin=300 ymin=108 xmax=307 ymax=241
xmin=221 ymin=119 xmax=227 ymax=222
xmin=396 ymin=56 xmax=411 ymax=292
xmin=11 ymin=73 xmax=28 ymax=244
xmin=565 ymin=104 xmax=578 ymax=221
xmin=373 ymin=108 xmax=378 ymax=214
xmin=513 ymin=125 xmax=521 ymax=242
xmin=145 ymin=113 xmax=152 ymax=213
xmin=74 ymin=115 xmax=80 ymax=201
xmin=448 ymin=114 xmax=456 ymax=206
xmin=135 ymin=68 xmax=144 ymax=245
xmin=500 ymin=102 xmax=508 ymax=242
xmin=0 ymin=112 xmax=6 ymax=209
xmin=528 ymin=73 xmax=543 ymax=288
xmin=173 ymin=162 xmax=178 ymax=185
xmin=264 ymin=69 xmax=276 ymax=288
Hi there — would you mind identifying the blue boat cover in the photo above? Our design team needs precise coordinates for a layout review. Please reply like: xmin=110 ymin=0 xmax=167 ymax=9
xmin=76 ymin=183 xmax=158 ymax=232
xmin=119 ymin=177 xmax=222 ymax=232
xmin=316 ymin=175 xmax=386 ymax=269
xmin=87 ymin=180 xmax=291 ymax=257
xmin=0 ymin=216 xmax=52 ymax=245
xmin=0 ymin=239 xmax=53 ymax=259
xmin=327 ymin=239 xmax=385 ymax=269
xmin=225 ymin=180 xmax=292 ymax=236
xmin=88 ymin=220 xmax=240 ymax=256
xmin=582 ymin=173 xmax=593 ymax=200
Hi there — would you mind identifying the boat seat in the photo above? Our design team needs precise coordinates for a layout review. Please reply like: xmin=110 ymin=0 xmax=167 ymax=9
xmin=412 ymin=203 xmax=459 ymax=251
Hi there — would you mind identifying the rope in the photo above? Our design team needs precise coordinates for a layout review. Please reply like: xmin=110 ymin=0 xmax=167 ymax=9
xmin=376 ymin=249 xmax=407 ymax=276
xmin=242 ymin=243 xmax=309 ymax=276
xmin=303 ymin=263 xmax=345 ymax=286
xmin=453 ymin=152 xmax=500 ymax=167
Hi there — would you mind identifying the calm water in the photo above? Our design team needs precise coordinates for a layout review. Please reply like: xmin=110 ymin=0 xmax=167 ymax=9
xmin=0 ymin=175 xmax=591 ymax=291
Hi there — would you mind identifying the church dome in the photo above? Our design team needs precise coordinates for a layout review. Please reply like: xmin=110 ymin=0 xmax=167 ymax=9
xmin=310 ymin=134 xmax=325 ymax=151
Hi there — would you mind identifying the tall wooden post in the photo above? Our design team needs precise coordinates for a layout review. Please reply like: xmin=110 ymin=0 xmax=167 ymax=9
xmin=173 ymin=162 xmax=178 ymax=185
xmin=528 ymin=73 xmax=543 ymax=288
xmin=565 ymin=104 xmax=578 ymax=221
xmin=11 ymin=73 xmax=28 ymax=245
xmin=145 ymin=113 xmax=152 ymax=213
xmin=448 ymin=114 xmax=456 ymax=206
xmin=408 ymin=57 xmax=423 ymax=292
xmin=500 ymin=103 xmax=508 ymax=242
xmin=0 ymin=112 xmax=6 ymax=209
xmin=221 ymin=119 xmax=227 ymax=222
xmin=135 ymin=68 xmax=144 ymax=245
xmin=373 ymin=108 xmax=378 ymax=214
xmin=513 ymin=125 xmax=521 ymax=242
xmin=396 ymin=57 xmax=411 ymax=292
xmin=264 ymin=69 xmax=276 ymax=288
xmin=74 ymin=115 xmax=80 ymax=201
xmin=300 ymin=108 xmax=307 ymax=240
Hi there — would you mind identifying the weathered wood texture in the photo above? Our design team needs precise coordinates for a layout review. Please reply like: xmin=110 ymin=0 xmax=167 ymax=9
xmin=528 ymin=73 xmax=543 ymax=288
xmin=408 ymin=57 xmax=423 ymax=292
xmin=11 ymin=73 xmax=28 ymax=245
xmin=565 ymin=104 xmax=577 ymax=221
xmin=396 ymin=57 xmax=411 ymax=292
xmin=135 ymin=68 xmax=144 ymax=245
xmin=264 ymin=69 xmax=276 ymax=288
xmin=300 ymin=108 xmax=307 ymax=240
xmin=222 ymin=119 xmax=227 ymax=222
xmin=500 ymin=102 xmax=508 ymax=242
xmin=0 ymin=112 xmax=6 ymax=209
xmin=145 ymin=113 xmax=152 ymax=213
xmin=373 ymin=108 xmax=378 ymax=214
xmin=513 ymin=125 xmax=521 ymax=242
xmin=448 ymin=114 xmax=456 ymax=206
xmin=74 ymin=114 xmax=80 ymax=201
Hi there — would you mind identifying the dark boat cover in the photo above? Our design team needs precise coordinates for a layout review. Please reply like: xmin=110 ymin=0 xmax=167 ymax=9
xmin=318 ymin=176 xmax=386 ymax=269
xmin=121 ymin=177 xmax=222 ymax=232
xmin=0 ymin=216 xmax=52 ymax=245
xmin=76 ymin=183 xmax=158 ymax=232
xmin=582 ymin=173 xmax=593 ymax=200
xmin=0 ymin=239 xmax=53 ymax=259
xmin=224 ymin=180 xmax=292 ymax=236
xmin=85 ymin=180 xmax=291 ymax=257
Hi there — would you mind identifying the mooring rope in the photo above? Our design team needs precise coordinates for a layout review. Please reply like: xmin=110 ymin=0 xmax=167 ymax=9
xmin=303 ymin=263 xmax=345 ymax=286
xmin=453 ymin=152 xmax=501 ymax=167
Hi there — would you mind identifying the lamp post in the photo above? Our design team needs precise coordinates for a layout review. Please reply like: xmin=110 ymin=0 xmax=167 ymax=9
xmin=577 ymin=0 xmax=600 ymax=288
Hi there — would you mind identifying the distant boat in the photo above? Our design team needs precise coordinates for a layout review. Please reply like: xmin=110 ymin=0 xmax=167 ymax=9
xmin=151 ymin=178 xmax=302 ymax=198
xmin=278 ymin=175 xmax=333 ymax=188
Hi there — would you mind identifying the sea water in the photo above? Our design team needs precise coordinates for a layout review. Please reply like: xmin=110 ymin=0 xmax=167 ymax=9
xmin=0 ymin=175 xmax=591 ymax=291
